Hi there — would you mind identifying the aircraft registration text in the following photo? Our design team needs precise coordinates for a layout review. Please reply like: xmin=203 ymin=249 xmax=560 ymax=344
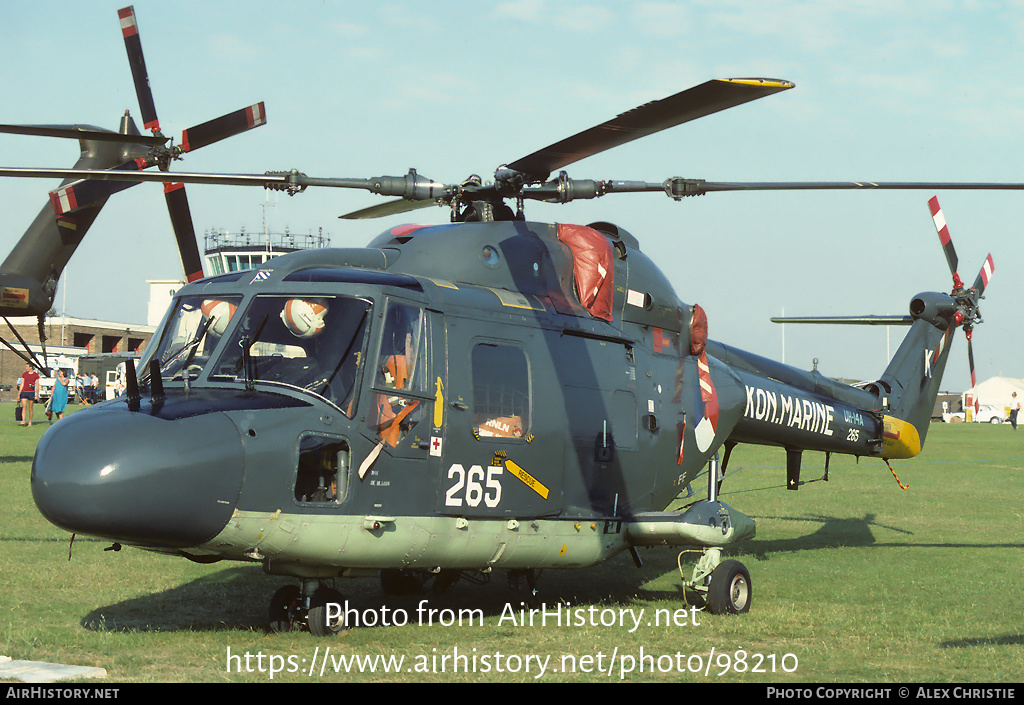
xmin=744 ymin=385 xmax=835 ymax=437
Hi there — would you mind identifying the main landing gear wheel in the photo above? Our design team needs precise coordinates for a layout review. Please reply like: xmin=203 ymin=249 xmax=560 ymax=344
xmin=308 ymin=586 xmax=346 ymax=637
xmin=268 ymin=583 xmax=347 ymax=636
xmin=706 ymin=559 xmax=751 ymax=615
xmin=269 ymin=584 xmax=301 ymax=633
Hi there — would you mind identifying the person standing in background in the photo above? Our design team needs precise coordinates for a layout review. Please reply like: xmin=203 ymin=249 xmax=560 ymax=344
xmin=50 ymin=369 xmax=70 ymax=421
xmin=17 ymin=363 xmax=40 ymax=426
xmin=75 ymin=374 xmax=86 ymax=404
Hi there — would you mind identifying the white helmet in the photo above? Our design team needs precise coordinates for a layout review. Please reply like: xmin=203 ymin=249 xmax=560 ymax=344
xmin=281 ymin=299 xmax=328 ymax=338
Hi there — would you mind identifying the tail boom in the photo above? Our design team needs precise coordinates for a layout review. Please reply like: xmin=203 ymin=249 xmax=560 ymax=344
xmin=712 ymin=288 xmax=959 ymax=462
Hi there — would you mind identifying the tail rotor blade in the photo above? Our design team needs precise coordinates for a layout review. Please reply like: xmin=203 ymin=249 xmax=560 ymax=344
xmin=163 ymin=182 xmax=204 ymax=282
xmin=962 ymin=256 xmax=993 ymax=416
xmin=967 ymin=334 xmax=979 ymax=414
xmin=118 ymin=6 xmax=160 ymax=133
xmin=928 ymin=196 xmax=962 ymax=288
xmin=180 ymin=103 xmax=266 ymax=154
xmin=972 ymin=254 xmax=994 ymax=297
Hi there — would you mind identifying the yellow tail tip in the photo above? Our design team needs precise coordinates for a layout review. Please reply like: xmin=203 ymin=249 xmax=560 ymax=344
xmin=882 ymin=416 xmax=922 ymax=459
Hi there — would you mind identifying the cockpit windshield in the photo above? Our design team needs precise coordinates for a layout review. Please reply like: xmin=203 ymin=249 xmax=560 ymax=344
xmin=211 ymin=294 xmax=371 ymax=414
xmin=140 ymin=295 xmax=243 ymax=383
xmin=141 ymin=293 xmax=371 ymax=416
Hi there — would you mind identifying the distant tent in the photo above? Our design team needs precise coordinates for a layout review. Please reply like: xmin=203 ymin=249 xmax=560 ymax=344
xmin=962 ymin=376 xmax=1024 ymax=413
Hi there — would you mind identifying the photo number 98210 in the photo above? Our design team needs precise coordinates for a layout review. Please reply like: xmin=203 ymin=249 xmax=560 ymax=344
xmin=445 ymin=464 xmax=503 ymax=508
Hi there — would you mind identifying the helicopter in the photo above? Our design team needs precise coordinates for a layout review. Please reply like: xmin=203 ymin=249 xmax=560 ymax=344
xmin=2 ymin=6 xmax=1015 ymax=636
xmin=0 ymin=5 xmax=265 ymax=370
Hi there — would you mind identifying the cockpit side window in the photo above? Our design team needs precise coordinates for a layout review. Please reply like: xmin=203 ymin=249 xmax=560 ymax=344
xmin=372 ymin=303 xmax=426 ymax=446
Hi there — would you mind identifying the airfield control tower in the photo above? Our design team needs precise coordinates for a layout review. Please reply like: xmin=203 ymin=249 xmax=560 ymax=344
xmin=203 ymin=227 xmax=330 ymax=275
xmin=146 ymin=228 xmax=330 ymax=326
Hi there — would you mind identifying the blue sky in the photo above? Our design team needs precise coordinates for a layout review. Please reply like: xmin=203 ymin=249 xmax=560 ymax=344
xmin=2 ymin=0 xmax=1022 ymax=392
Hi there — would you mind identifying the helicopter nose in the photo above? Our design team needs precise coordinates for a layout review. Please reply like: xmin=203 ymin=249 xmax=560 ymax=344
xmin=31 ymin=409 xmax=245 ymax=548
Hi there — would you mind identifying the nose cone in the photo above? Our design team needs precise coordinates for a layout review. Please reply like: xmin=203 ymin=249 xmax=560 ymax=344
xmin=32 ymin=408 xmax=245 ymax=548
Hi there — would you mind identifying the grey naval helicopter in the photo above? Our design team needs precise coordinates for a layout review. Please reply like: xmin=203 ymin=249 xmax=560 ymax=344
xmin=1 ymin=6 xmax=1014 ymax=636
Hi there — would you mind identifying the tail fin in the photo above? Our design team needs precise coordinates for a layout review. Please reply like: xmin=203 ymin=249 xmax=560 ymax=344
xmin=0 ymin=132 xmax=125 ymax=318
xmin=772 ymin=197 xmax=992 ymax=460
xmin=868 ymin=292 xmax=957 ymax=453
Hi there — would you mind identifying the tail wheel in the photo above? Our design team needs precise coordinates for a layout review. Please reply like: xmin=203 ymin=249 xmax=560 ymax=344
xmin=707 ymin=560 xmax=751 ymax=615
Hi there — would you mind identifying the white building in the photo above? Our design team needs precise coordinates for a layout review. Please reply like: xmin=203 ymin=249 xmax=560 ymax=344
xmin=963 ymin=376 xmax=1024 ymax=416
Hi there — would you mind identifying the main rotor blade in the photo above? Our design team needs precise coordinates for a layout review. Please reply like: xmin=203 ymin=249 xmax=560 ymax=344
xmin=682 ymin=180 xmax=1024 ymax=195
xmin=340 ymin=197 xmax=441 ymax=220
xmin=505 ymin=78 xmax=795 ymax=180
xmin=180 ymin=103 xmax=267 ymax=153
xmin=10 ymin=166 xmax=1024 ymax=207
xmin=524 ymin=177 xmax=1024 ymax=203
xmin=0 ymin=167 xmax=279 ymax=187
xmin=770 ymin=315 xmax=913 ymax=326
xmin=118 ymin=5 xmax=160 ymax=132
xmin=163 ymin=182 xmax=205 ymax=282
xmin=0 ymin=123 xmax=166 ymax=145
xmin=0 ymin=167 xmax=459 ymax=202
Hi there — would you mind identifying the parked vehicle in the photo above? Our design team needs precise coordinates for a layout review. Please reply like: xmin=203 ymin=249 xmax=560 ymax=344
xmin=36 ymin=355 xmax=78 ymax=403
xmin=975 ymin=404 xmax=1007 ymax=423
xmin=943 ymin=404 xmax=1006 ymax=423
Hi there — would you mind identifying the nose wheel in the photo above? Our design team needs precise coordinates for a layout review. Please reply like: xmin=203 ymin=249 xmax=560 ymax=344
xmin=678 ymin=455 xmax=753 ymax=615
xmin=706 ymin=559 xmax=751 ymax=614
xmin=682 ymin=549 xmax=752 ymax=615
xmin=268 ymin=581 xmax=347 ymax=636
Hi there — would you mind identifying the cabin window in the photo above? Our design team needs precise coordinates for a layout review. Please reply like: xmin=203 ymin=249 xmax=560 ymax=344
xmin=471 ymin=343 xmax=530 ymax=440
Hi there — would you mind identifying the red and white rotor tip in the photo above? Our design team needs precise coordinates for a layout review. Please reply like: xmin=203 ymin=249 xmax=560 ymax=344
xmin=928 ymin=196 xmax=962 ymax=290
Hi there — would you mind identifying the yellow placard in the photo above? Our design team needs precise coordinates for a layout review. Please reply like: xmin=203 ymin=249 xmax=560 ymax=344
xmin=0 ymin=288 xmax=29 ymax=308
xmin=433 ymin=377 xmax=444 ymax=428
xmin=505 ymin=460 xmax=549 ymax=500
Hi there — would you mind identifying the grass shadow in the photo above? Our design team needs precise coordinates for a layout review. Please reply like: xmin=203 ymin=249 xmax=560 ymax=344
xmin=75 ymin=510 xmax=1024 ymax=635
xmin=77 ymin=553 xmax=685 ymax=635
xmin=80 ymin=565 xmax=285 ymax=633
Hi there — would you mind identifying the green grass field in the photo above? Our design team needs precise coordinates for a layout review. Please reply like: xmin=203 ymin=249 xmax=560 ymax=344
xmin=1 ymin=402 xmax=1022 ymax=683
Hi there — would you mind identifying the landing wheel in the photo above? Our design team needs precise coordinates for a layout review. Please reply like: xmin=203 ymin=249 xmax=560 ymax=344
xmin=706 ymin=559 xmax=751 ymax=615
xmin=268 ymin=585 xmax=301 ymax=633
xmin=308 ymin=587 xmax=346 ymax=637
